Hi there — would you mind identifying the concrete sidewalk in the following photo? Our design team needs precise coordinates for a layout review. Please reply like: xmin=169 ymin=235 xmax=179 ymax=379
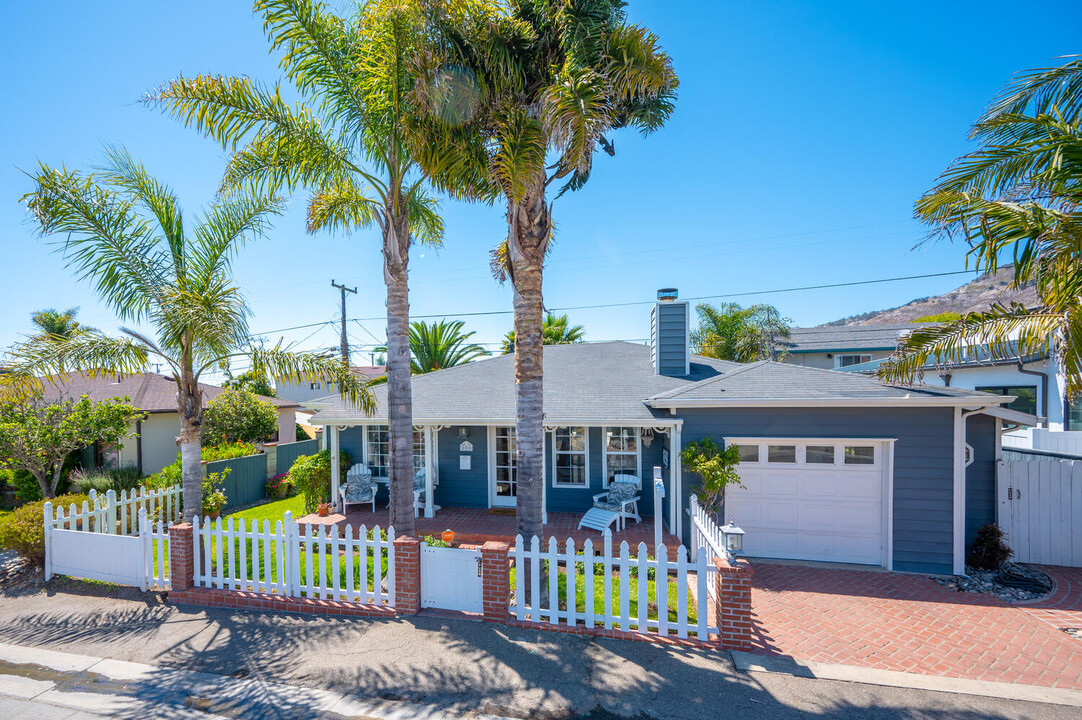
xmin=0 ymin=580 xmax=1077 ymax=719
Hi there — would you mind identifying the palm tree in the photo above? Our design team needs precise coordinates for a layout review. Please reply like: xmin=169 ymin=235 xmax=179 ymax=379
xmin=7 ymin=148 xmax=372 ymax=521
xmin=418 ymin=1 xmax=678 ymax=543
xmin=31 ymin=308 xmax=97 ymax=341
xmin=878 ymin=57 xmax=1082 ymax=396
xmin=377 ymin=320 xmax=489 ymax=373
xmin=691 ymin=303 xmax=790 ymax=362
xmin=501 ymin=313 xmax=585 ymax=354
xmin=145 ymin=0 xmax=466 ymax=534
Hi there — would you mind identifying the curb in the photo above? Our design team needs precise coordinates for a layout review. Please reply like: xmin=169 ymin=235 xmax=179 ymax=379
xmin=730 ymin=651 xmax=1082 ymax=708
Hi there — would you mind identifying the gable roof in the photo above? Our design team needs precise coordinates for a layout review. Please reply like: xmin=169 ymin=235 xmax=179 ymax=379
xmin=782 ymin=324 xmax=934 ymax=353
xmin=307 ymin=341 xmax=1002 ymax=425
xmin=41 ymin=373 xmax=298 ymax=413
xmin=647 ymin=360 xmax=1001 ymax=407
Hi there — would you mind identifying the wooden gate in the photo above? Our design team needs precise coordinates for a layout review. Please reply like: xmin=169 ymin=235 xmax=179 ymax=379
xmin=420 ymin=544 xmax=483 ymax=612
xmin=998 ymin=458 xmax=1082 ymax=567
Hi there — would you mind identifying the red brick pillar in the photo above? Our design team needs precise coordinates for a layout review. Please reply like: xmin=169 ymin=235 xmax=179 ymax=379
xmin=714 ymin=556 xmax=754 ymax=650
xmin=481 ymin=541 xmax=511 ymax=623
xmin=169 ymin=523 xmax=195 ymax=592
xmin=393 ymin=536 xmax=421 ymax=615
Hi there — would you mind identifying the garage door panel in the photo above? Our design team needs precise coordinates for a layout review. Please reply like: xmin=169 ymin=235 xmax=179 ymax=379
xmin=727 ymin=441 xmax=885 ymax=566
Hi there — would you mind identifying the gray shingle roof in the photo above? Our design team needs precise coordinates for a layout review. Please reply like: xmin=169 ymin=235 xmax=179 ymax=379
xmin=647 ymin=360 xmax=998 ymax=403
xmin=41 ymin=373 xmax=298 ymax=413
xmin=309 ymin=342 xmax=740 ymax=424
xmin=307 ymin=342 xmax=999 ymax=425
xmin=782 ymin=324 xmax=934 ymax=353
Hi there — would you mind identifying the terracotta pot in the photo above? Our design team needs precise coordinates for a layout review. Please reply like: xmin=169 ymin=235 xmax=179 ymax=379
xmin=317 ymin=503 xmax=330 ymax=517
xmin=205 ymin=509 xmax=221 ymax=521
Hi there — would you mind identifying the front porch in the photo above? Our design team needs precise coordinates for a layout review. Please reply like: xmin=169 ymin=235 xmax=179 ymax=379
xmin=296 ymin=505 xmax=680 ymax=548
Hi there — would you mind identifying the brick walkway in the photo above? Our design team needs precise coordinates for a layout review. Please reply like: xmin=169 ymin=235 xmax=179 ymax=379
xmin=747 ymin=563 xmax=1082 ymax=689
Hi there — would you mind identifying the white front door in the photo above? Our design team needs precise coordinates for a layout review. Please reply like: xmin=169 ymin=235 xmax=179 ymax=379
xmin=490 ymin=426 xmax=517 ymax=508
xmin=724 ymin=440 xmax=888 ymax=566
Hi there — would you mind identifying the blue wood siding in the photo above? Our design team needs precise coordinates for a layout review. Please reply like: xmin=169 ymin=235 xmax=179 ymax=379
xmin=965 ymin=413 xmax=997 ymax=544
xmin=435 ymin=427 xmax=488 ymax=508
xmin=676 ymin=407 xmax=973 ymax=574
xmin=544 ymin=427 xmax=663 ymax=517
xmin=651 ymin=301 xmax=689 ymax=376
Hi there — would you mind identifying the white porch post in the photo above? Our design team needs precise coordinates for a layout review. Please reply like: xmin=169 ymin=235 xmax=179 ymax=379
xmin=953 ymin=407 xmax=966 ymax=575
xmin=424 ymin=426 xmax=435 ymax=518
xmin=330 ymin=425 xmax=341 ymax=512
xmin=673 ymin=424 xmax=683 ymax=542
xmin=541 ymin=429 xmax=548 ymax=526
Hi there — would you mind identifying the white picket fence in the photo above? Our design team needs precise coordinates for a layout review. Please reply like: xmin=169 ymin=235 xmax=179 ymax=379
xmin=510 ymin=533 xmax=716 ymax=641
xmin=45 ymin=502 xmax=172 ymax=590
xmin=688 ymin=496 xmax=727 ymax=601
xmin=999 ymin=457 xmax=1082 ymax=567
xmin=47 ymin=485 xmax=182 ymax=537
xmin=193 ymin=512 xmax=395 ymax=605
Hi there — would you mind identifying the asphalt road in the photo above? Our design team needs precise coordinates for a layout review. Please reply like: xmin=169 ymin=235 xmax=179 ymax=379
xmin=0 ymin=574 xmax=1076 ymax=720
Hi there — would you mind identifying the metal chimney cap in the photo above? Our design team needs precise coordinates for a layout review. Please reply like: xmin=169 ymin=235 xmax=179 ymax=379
xmin=657 ymin=288 xmax=679 ymax=302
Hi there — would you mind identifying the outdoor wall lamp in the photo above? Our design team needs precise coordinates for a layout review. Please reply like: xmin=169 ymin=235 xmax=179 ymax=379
xmin=720 ymin=520 xmax=745 ymax=556
xmin=458 ymin=427 xmax=470 ymax=439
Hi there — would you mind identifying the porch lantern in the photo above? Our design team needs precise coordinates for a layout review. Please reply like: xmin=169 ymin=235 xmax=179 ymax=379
xmin=720 ymin=520 xmax=745 ymax=556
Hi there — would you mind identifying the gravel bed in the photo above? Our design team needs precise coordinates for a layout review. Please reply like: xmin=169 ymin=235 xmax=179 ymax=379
xmin=933 ymin=562 xmax=1053 ymax=602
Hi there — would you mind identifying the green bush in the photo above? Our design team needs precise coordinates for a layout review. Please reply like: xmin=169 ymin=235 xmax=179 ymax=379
xmin=202 ymin=469 xmax=230 ymax=515
xmin=289 ymin=450 xmax=350 ymax=514
xmin=967 ymin=523 xmax=1013 ymax=570
xmin=0 ymin=493 xmax=91 ymax=564
xmin=202 ymin=389 xmax=278 ymax=446
xmin=70 ymin=465 xmax=143 ymax=495
xmin=201 ymin=441 xmax=260 ymax=462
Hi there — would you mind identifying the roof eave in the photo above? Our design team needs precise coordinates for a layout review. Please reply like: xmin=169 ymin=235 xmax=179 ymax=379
xmin=646 ymin=396 xmax=1004 ymax=409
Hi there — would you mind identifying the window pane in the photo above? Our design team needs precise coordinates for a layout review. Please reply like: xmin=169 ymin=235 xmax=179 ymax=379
xmin=806 ymin=445 xmax=834 ymax=464
xmin=554 ymin=427 xmax=588 ymax=486
xmin=844 ymin=446 xmax=875 ymax=465
xmin=737 ymin=444 xmax=759 ymax=462
xmin=768 ymin=445 xmax=796 ymax=463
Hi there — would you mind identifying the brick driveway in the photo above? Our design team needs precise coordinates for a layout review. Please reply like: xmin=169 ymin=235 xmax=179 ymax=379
xmin=747 ymin=562 xmax=1082 ymax=689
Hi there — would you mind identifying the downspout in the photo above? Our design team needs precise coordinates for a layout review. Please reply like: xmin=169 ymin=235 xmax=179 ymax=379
xmin=1016 ymin=361 xmax=1049 ymax=428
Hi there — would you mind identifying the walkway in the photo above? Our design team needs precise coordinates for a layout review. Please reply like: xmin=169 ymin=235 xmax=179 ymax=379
xmin=1016 ymin=565 xmax=1082 ymax=632
xmin=747 ymin=562 xmax=1082 ymax=689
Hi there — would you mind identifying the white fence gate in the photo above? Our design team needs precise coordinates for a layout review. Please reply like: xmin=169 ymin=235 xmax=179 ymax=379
xmin=998 ymin=458 xmax=1082 ymax=567
xmin=420 ymin=544 xmax=482 ymax=612
xmin=44 ymin=493 xmax=174 ymax=590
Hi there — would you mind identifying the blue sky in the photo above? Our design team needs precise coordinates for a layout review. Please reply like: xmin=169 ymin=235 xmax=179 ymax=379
xmin=1 ymin=1 xmax=1079 ymax=379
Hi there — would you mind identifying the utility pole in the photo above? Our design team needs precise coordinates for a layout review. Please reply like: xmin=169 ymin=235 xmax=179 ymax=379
xmin=331 ymin=280 xmax=357 ymax=364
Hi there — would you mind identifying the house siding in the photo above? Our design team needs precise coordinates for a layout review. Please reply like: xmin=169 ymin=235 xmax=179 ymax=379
xmin=651 ymin=301 xmax=689 ymax=376
xmin=435 ymin=427 xmax=488 ymax=508
xmin=675 ymin=407 xmax=969 ymax=575
xmin=965 ymin=413 xmax=997 ymax=544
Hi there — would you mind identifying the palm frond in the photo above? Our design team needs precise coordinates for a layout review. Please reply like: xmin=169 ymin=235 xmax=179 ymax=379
xmin=190 ymin=193 xmax=286 ymax=287
xmin=1 ymin=332 xmax=152 ymax=398
xmin=306 ymin=180 xmax=380 ymax=233
xmin=406 ymin=186 xmax=444 ymax=248
xmin=248 ymin=345 xmax=375 ymax=412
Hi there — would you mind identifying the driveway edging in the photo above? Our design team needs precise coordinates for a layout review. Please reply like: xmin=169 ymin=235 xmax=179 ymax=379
xmin=731 ymin=650 xmax=1082 ymax=708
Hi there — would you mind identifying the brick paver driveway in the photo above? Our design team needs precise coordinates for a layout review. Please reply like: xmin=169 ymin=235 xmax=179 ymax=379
xmin=748 ymin=562 xmax=1082 ymax=689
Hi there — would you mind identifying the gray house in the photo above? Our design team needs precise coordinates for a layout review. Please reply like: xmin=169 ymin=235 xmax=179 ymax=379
xmin=307 ymin=292 xmax=1030 ymax=575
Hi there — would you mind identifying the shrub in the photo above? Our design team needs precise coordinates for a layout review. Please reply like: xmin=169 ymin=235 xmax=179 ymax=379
xmin=0 ymin=493 xmax=90 ymax=564
xmin=681 ymin=438 xmax=742 ymax=513
xmin=201 ymin=469 xmax=230 ymax=515
xmin=201 ymin=441 xmax=260 ymax=462
xmin=143 ymin=463 xmax=181 ymax=490
xmin=289 ymin=450 xmax=350 ymax=514
xmin=266 ymin=473 xmax=291 ymax=495
xmin=202 ymin=389 xmax=278 ymax=446
xmin=967 ymin=523 xmax=1013 ymax=570
xmin=70 ymin=465 xmax=143 ymax=495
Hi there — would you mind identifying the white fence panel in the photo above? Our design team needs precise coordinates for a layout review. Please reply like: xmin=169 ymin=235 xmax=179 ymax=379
xmin=509 ymin=532 xmax=715 ymax=641
xmin=688 ymin=496 xmax=727 ymax=601
xmin=999 ymin=458 xmax=1082 ymax=567
xmin=45 ymin=504 xmax=165 ymax=590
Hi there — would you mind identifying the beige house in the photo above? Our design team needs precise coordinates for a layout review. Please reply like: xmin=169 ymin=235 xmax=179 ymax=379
xmin=44 ymin=373 xmax=299 ymax=476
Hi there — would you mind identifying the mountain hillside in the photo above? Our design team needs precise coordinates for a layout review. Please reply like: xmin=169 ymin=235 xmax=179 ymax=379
xmin=825 ymin=267 xmax=1037 ymax=326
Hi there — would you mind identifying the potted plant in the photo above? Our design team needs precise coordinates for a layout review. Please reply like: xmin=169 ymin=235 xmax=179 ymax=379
xmin=265 ymin=473 xmax=290 ymax=500
xmin=317 ymin=500 xmax=331 ymax=517
xmin=201 ymin=469 xmax=230 ymax=520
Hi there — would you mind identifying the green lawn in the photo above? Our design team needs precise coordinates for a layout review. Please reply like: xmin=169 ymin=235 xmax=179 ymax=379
xmin=222 ymin=494 xmax=307 ymax=526
xmin=510 ymin=561 xmax=698 ymax=627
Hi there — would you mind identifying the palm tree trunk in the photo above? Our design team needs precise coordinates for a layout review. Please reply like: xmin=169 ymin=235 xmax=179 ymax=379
xmin=509 ymin=182 xmax=551 ymax=546
xmin=178 ymin=371 xmax=203 ymax=523
xmin=384 ymin=211 xmax=416 ymax=536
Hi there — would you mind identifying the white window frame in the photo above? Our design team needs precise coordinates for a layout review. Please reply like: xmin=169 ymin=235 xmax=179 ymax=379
xmin=728 ymin=439 xmax=882 ymax=468
xmin=834 ymin=353 xmax=873 ymax=369
xmin=602 ymin=426 xmax=642 ymax=489
xmin=551 ymin=426 xmax=590 ymax=488
xmin=364 ymin=425 xmax=425 ymax=477
xmin=489 ymin=426 xmax=518 ymax=507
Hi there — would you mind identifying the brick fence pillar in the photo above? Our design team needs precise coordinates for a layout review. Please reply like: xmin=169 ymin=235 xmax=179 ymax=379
xmin=169 ymin=523 xmax=195 ymax=592
xmin=481 ymin=541 xmax=511 ymax=623
xmin=393 ymin=535 xmax=421 ymax=615
xmin=714 ymin=556 xmax=754 ymax=650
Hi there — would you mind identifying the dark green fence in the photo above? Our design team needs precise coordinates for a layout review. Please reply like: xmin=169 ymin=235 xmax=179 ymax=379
xmin=205 ymin=453 xmax=268 ymax=512
xmin=275 ymin=439 xmax=319 ymax=476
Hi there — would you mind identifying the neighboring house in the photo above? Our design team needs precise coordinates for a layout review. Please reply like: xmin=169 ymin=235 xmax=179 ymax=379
xmin=43 ymin=373 xmax=300 ymax=476
xmin=276 ymin=365 xmax=386 ymax=405
xmin=306 ymin=291 xmax=1027 ymax=576
xmin=784 ymin=325 xmax=1073 ymax=431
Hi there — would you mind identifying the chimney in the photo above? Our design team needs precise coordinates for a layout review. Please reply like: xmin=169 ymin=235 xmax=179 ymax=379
xmin=650 ymin=288 xmax=690 ymax=376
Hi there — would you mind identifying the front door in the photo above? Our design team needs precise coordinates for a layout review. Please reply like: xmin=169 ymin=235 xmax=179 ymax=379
xmin=491 ymin=426 xmax=517 ymax=507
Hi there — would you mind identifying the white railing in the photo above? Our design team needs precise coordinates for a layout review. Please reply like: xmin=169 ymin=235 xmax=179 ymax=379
xmin=193 ymin=512 xmax=395 ymax=605
xmin=688 ymin=496 xmax=728 ymax=600
xmin=510 ymin=533 xmax=716 ymax=641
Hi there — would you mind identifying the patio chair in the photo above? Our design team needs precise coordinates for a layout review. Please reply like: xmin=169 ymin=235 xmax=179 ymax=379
xmin=339 ymin=463 xmax=376 ymax=513
xmin=590 ymin=474 xmax=642 ymax=531
xmin=412 ymin=469 xmax=440 ymax=518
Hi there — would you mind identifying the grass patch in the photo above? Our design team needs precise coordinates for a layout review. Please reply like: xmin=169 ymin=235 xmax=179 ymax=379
xmin=223 ymin=494 xmax=307 ymax=526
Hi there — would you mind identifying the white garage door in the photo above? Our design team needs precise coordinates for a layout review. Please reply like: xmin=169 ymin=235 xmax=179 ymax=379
xmin=723 ymin=440 xmax=887 ymax=566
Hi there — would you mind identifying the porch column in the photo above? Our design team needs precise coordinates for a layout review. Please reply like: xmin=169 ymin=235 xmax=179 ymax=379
xmin=424 ymin=426 xmax=435 ymax=518
xmin=672 ymin=424 xmax=683 ymax=541
xmin=541 ymin=430 xmax=548 ymax=526
xmin=330 ymin=425 xmax=341 ymax=512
